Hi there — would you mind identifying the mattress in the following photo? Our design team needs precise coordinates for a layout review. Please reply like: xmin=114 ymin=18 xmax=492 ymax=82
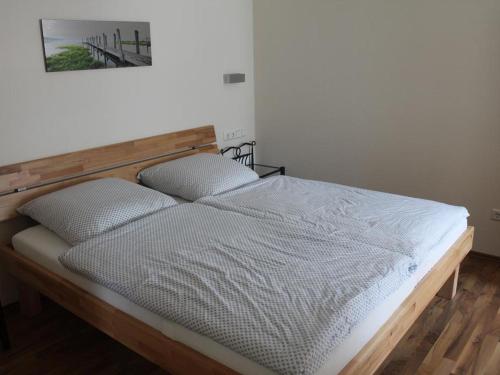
xmin=12 ymin=218 xmax=467 ymax=374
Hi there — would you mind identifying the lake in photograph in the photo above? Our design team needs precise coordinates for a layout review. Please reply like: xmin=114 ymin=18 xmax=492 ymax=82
xmin=41 ymin=19 xmax=152 ymax=72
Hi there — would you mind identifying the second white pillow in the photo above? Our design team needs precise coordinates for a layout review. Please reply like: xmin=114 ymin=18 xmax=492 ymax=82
xmin=139 ymin=153 xmax=259 ymax=201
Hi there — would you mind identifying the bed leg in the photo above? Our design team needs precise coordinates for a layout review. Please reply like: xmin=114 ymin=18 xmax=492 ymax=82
xmin=437 ymin=265 xmax=460 ymax=300
xmin=19 ymin=283 xmax=42 ymax=317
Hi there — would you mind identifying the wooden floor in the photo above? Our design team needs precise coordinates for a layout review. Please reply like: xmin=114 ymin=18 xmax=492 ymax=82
xmin=377 ymin=253 xmax=500 ymax=375
xmin=0 ymin=253 xmax=498 ymax=375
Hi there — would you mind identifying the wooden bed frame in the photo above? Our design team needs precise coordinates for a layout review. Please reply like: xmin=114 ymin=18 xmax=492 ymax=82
xmin=0 ymin=125 xmax=474 ymax=375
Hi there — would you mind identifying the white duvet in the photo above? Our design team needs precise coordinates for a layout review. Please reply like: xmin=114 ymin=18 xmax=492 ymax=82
xmin=199 ymin=176 xmax=469 ymax=264
xmin=60 ymin=203 xmax=415 ymax=375
xmin=58 ymin=176 xmax=469 ymax=375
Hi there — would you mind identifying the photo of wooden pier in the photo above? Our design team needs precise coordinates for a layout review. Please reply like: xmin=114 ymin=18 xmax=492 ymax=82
xmin=41 ymin=19 xmax=152 ymax=72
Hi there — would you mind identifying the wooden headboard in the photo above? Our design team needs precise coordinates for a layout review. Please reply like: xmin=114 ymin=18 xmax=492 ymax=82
xmin=0 ymin=125 xmax=218 ymax=221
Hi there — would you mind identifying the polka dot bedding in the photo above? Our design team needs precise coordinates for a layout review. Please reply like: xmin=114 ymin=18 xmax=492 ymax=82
xmin=18 ymin=178 xmax=177 ymax=245
xmin=200 ymin=175 xmax=469 ymax=265
xmin=60 ymin=203 xmax=416 ymax=375
xmin=138 ymin=153 xmax=259 ymax=201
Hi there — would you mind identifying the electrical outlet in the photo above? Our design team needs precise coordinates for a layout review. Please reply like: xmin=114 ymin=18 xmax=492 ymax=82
xmin=223 ymin=131 xmax=233 ymax=141
xmin=223 ymin=129 xmax=246 ymax=141
xmin=491 ymin=209 xmax=500 ymax=221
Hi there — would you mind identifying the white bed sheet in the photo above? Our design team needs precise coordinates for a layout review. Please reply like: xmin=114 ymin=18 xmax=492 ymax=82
xmin=12 ymin=219 xmax=467 ymax=375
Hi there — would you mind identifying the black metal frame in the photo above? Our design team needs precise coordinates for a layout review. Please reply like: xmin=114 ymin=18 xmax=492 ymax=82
xmin=221 ymin=141 xmax=256 ymax=169
xmin=220 ymin=141 xmax=285 ymax=178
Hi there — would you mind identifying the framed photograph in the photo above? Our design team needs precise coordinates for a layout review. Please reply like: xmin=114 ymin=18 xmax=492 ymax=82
xmin=40 ymin=19 xmax=152 ymax=72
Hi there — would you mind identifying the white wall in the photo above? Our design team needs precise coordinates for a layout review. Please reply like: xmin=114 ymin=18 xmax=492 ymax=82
xmin=0 ymin=0 xmax=255 ymax=166
xmin=254 ymin=0 xmax=500 ymax=256
xmin=0 ymin=0 xmax=254 ymax=304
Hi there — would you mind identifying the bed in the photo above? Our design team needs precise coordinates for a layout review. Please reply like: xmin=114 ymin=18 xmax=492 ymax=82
xmin=0 ymin=125 xmax=474 ymax=375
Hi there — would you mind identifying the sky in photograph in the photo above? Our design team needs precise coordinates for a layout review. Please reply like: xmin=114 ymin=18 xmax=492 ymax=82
xmin=42 ymin=19 xmax=151 ymax=42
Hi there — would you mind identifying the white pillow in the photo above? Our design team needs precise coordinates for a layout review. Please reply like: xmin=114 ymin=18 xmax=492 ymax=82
xmin=138 ymin=153 xmax=259 ymax=201
xmin=18 ymin=178 xmax=177 ymax=245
